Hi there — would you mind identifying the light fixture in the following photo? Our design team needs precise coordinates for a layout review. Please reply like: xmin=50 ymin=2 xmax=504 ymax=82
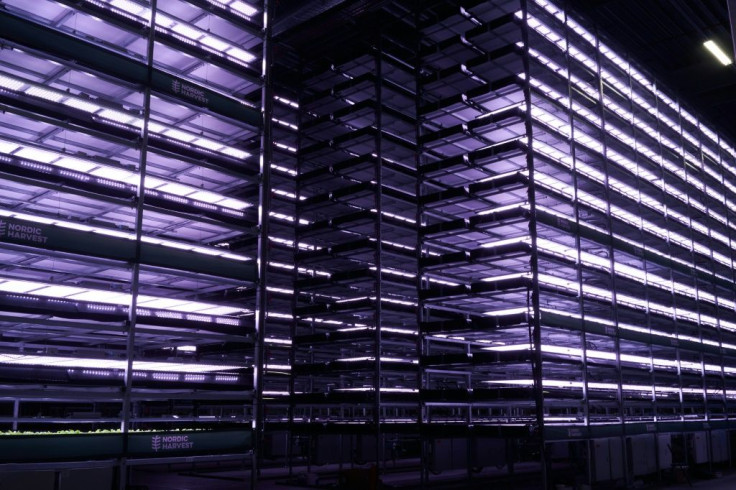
xmin=0 ymin=353 xmax=240 ymax=373
xmin=704 ymin=39 xmax=733 ymax=66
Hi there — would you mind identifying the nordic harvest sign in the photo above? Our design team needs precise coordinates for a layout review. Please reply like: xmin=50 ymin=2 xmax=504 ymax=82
xmin=128 ymin=430 xmax=251 ymax=457
xmin=0 ymin=430 xmax=252 ymax=462
xmin=0 ymin=217 xmax=256 ymax=281
xmin=0 ymin=217 xmax=135 ymax=260
xmin=0 ymin=220 xmax=49 ymax=244
xmin=151 ymin=434 xmax=195 ymax=452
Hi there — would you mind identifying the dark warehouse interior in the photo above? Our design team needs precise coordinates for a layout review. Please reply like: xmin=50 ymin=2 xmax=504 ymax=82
xmin=1 ymin=0 xmax=736 ymax=489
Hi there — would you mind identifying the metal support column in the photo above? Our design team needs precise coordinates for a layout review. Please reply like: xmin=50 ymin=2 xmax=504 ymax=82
xmin=373 ymin=32 xmax=385 ymax=486
xmin=592 ymin=25 xmax=631 ymax=487
xmin=728 ymin=0 xmax=736 ymax=68
xmin=520 ymin=1 xmax=548 ymax=488
xmin=12 ymin=399 xmax=19 ymax=431
xmin=119 ymin=3 xmax=157 ymax=488
xmin=562 ymin=4 xmax=593 ymax=483
xmin=253 ymin=0 xmax=274 ymax=487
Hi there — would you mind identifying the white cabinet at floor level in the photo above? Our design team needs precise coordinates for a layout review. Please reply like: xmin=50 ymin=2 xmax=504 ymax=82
xmin=658 ymin=433 xmax=672 ymax=469
xmin=692 ymin=432 xmax=708 ymax=464
xmin=593 ymin=437 xmax=625 ymax=482
xmin=630 ymin=434 xmax=657 ymax=476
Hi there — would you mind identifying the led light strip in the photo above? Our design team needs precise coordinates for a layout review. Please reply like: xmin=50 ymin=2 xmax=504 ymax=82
xmin=535 ymin=273 xmax=736 ymax=332
xmin=334 ymin=387 xmax=418 ymax=393
xmin=525 ymin=4 xmax=736 ymax=163
xmin=483 ymin=343 xmax=736 ymax=376
xmin=0 ymin=277 xmax=245 ymax=316
xmin=0 ymin=353 xmax=241 ymax=373
xmin=536 ymin=204 xmax=734 ymax=290
xmin=485 ymin=378 xmax=733 ymax=398
xmin=476 ymin=269 xmax=736 ymax=332
xmin=0 ymin=72 xmax=250 ymax=160
xmin=538 ymin=308 xmax=736 ymax=353
xmin=204 ymin=0 xmax=258 ymax=18
xmin=83 ymin=0 xmax=256 ymax=65
xmin=477 ymin=306 xmax=736 ymax=356
xmin=333 ymin=356 xmax=418 ymax=364
xmin=501 ymin=233 xmax=736 ymax=316
xmin=0 ymin=209 xmax=249 ymax=262
xmin=0 ymin=138 xmax=250 ymax=211
xmin=525 ymin=52 xmax=736 ymax=221
xmin=533 ymin=150 xmax=735 ymax=274
xmin=530 ymin=116 xmax=736 ymax=267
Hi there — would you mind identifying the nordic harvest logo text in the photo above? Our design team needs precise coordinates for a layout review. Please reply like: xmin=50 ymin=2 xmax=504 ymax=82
xmin=171 ymin=79 xmax=208 ymax=105
xmin=0 ymin=221 xmax=48 ymax=244
xmin=152 ymin=434 xmax=194 ymax=452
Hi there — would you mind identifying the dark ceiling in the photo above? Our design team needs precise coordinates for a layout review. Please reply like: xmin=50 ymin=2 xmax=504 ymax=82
xmin=274 ymin=0 xmax=736 ymax=144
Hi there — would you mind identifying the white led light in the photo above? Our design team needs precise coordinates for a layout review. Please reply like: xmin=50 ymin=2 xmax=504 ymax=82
xmin=0 ymin=72 xmax=251 ymax=161
xmin=528 ymin=3 xmax=736 ymax=166
xmin=137 ymin=298 xmax=191 ymax=309
xmin=68 ymin=291 xmax=130 ymax=303
xmin=228 ymin=0 xmax=258 ymax=17
xmin=109 ymin=0 xmax=148 ymax=16
xmin=275 ymin=96 xmax=299 ymax=108
xmin=54 ymin=157 xmax=98 ymax=172
xmin=32 ymin=285 xmax=87 ymax=297
xmin=705 ymin=40 xmax=733 ymax=65
xmin=0 ymin=274 xmax=247 ymax=316
xmin=14 ymin=147 xmax=59 ymax=163
xmin=219 ymin=147 xmax=250 ymax=160
xmin=0 ymin=353 xmax=240 ymax=373
xmin=0 ymin=74 xmax=25 ymax=91
xmin=216 ymin=197 xmax=251 ymax=210
xmin=0 ymin=282 xmax=41 ymax=294
xmin=90 ymin=166 xmax=135 ymax=181
xmin=334 ymin=387 xmax=418 ymax=393
xmin=162 ymin=128 xmax=197 ymax=142
xmin=171 ymin=22 xmax=203 ymax=40
xmin=226 ymin=47 xmax=257 ymax=63
xmin=26 ymin=86 xmax=65 ymax=102
xmin=156 ymin=182 xmax=195 ymax=196
xmin=64 ymin=97 xmax=102 ymax=113
xmin=199 ymin=36 xmax=230 ymax=52
xmin=98 ymin=109 xmax=137 ymax=125
xmin=0 ymin=136 xmax=253 ymax=211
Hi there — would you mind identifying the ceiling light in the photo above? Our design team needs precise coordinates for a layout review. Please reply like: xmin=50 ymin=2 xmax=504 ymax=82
xmin=704 ymin=39 xmax=733 ymax=66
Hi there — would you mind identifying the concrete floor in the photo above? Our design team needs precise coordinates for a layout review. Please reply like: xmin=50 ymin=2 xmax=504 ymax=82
xmin=657 ymin=470 xmax=736 ymax=489
xmin=129 ymin=464 xmax=736 ymax=490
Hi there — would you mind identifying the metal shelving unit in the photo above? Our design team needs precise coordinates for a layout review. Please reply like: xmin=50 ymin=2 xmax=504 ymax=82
xmin=274 ymin=0 xmax=736 ymax=487
xmin=0 ymin=0 xmax=264 ymax=486
xmin=3 ymin=0 xmax=736 ymax=488
xmin=282 ymin=9 xmax=421 ymax=483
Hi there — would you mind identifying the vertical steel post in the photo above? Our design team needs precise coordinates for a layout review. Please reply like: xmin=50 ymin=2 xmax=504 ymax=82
xmin=728 ymin=0 xmax=736 ymax=67
xmin=624 ymin=50 xmax=661 ymax=480
xmin=119 ymin=2 xmax=157 ymax=488
xmin=413 ymin=4 xmax=427 ymax=487
xmin=12 ymin=399 xmax=18 ymax=431
xmin=519 ymin=1 xmax=547 ymax=487
xmin=288 ymin=79 xmax=303 ymax=479
xmin=591 ymin=25 xmax=630 ymax=487
xmin=561 ymin=3 xmax=593 ymax=483
xmin=715 ymin=131 xmax=735 ymax=468
xmin=373 ymin=27 xmax=384 ymax=486
xmin=253 ymin=0 xmax=274 ymax=486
